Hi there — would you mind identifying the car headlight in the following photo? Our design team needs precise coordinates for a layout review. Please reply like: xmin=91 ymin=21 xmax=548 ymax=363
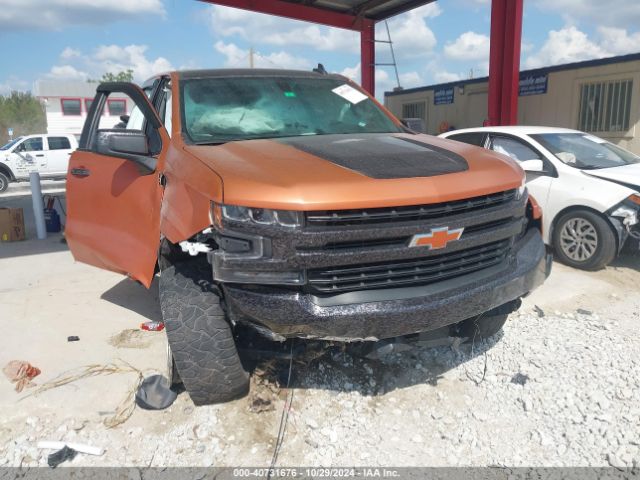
xmin=212 ymin=203 xmax=304 ymax=228
xmin=515 ymin=179 xmax=527 ymax=200
xmin=611 ymin=195 xmax=640 ymax=226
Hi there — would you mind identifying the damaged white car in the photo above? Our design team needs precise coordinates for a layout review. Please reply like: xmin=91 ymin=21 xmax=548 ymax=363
xmin=440 ymin=126 xmax=640 ymax=270
xmin=0 ymin=134 xmax=78 ymax=193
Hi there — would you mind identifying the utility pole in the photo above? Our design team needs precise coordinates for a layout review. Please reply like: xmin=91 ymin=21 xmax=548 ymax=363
xmin=249 ymin=47 xmax=255 ymax=68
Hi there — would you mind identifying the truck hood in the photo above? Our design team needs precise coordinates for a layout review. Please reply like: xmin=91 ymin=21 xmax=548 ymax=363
xmin=182 ymin=133 xmax=524 ymax=210
xmin=582 ymin=163 xmax=640 ymax=191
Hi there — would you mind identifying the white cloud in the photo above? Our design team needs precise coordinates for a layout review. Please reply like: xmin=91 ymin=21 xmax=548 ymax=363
xmin=0 ymin=0 xmax=165 ymax=31
xmin=208 ymin=6 xmax=358 ymax=54
xmin=0 ymin=77 xmax=30 ymax=96
xmin=339 ymin=62 xmax=422 ymax=97
xmin=43 ymin=44 xmax=173 ymax=84
xmin=534 ymin=0 xmax=640 ymax=29
xmin=382 ymin=3 xmax=441 ymax=59
xmin=46 ymin=65 xmax=88 ymax=81
xmin=91 ymin=44 xmax=173 ymax=80
xmin=214 ymin=41 xmax=311 ymax=70
xmin=434 ymin=71 xmax=462 ymax=83
xmin=596 ymin=27 xmax=640 ymax=55
xmin=444 ymin=32 xmax=490 ymax=61
xmin=60 ymin=47 xmax=81 ymax=60
xmin=524 ymin=25 xmax=640 ymax=69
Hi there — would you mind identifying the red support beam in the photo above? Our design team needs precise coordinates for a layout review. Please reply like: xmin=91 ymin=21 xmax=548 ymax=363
xmin=198 ymin=0 xmax=364 ymax=30
xmin=360 ymin=19 xmax=376 ymax=96
xmin=487 ymin=0 xmax=523 ymax=126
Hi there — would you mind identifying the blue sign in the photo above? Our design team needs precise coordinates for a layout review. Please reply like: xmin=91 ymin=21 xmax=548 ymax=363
xmin=7 ymin=127 xmax=13 ymax=137
xmin=434 ymin=87 xmax=454 ymax=105
xmin=519 ymin=74 xmax=548 ymax=96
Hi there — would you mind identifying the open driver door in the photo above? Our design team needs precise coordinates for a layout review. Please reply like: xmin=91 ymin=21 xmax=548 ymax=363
xmin=66 ymin=81 xmax=170 ymax=288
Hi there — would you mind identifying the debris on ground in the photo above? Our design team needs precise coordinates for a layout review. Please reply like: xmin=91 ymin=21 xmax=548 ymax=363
xmin=47 ymin=446 xmax=77 ymax=468
xmin=533 ymin=305 xmax=545 ymax=317
xmin=23 ymin=361 xmax=144 ymax=429
xmin=140 ymin=321 xmax=165 ymax=332
xmin=576 ymin=308 xmax=593 ymax=316
xmin=135 ymin=375 xmax=177 ymax=410
xmin=511 ymin=372 xmax=530 ymax=386
xmin=3 ymin=360 xmax=41 ymax=392
xmin=108 ymin=329 xmax=152 ymax=349
xmin=38 ymin=441 xmax=104 ymax=456
xmin=67 ymin=336 xmax=80 ymax=342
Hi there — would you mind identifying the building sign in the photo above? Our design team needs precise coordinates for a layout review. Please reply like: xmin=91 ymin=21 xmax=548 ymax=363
xmin=434 ymin=87 xmax=454 ymax=105
xmin=519 ymin=74 xmax=548 ymax=96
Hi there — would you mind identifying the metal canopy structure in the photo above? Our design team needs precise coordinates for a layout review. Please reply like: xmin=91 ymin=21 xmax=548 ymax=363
xmin=199 ymin=0 xmax=436 ymax=95
xmin=199 ymin=0 xmax=523 ymax=126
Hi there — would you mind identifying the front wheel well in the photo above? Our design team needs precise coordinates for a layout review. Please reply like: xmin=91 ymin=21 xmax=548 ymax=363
xmin=550 ymin=205 xmax=620 ymax=251
xmin=0 ymin=164 xmax=15 ymax=181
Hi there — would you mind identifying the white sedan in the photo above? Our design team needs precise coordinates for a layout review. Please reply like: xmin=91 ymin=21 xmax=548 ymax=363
xmin=440 ymin=126 xmax=640 ymax=270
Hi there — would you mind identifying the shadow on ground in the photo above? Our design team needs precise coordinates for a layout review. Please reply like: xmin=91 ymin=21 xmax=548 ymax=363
xmin=100 ymin=277 xmax=161 ymax=322
xmin=610 ymin=248 xmax=640 ymax=270
xmin=236 ymin=325 xmax=498 ymax=398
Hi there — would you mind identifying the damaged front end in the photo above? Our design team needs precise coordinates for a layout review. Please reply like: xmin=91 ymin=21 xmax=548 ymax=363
xmin=176 ymin=191 xmax=550 ymax=342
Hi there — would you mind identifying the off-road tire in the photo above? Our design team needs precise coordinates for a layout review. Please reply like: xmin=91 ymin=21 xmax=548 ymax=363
xmin=458 ymin=314 xmax=508 ymax=343
xmin=0 ymin=172 xmax=9 ymax=193
xmin=552 ymin=210 xmax=616 ymax=271
xmin=159 ymin=259 xmax=249 ymax=405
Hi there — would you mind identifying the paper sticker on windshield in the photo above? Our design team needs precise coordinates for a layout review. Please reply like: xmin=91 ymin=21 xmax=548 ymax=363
xmin=582 ymin=134 xmax=607 ymax=144
xmin=332 ymin=84 xmax=368 ymax=104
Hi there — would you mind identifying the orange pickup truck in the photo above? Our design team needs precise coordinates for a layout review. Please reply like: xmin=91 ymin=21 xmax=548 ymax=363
xmin=66 ymin=69 xmax=551 ymax=405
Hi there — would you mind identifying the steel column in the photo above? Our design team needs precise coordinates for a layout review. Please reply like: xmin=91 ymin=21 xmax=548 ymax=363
xmin=360 ymin=19 xmax=376 ymax=96
xmin=487 ymin=0 xmax=523 ymax=126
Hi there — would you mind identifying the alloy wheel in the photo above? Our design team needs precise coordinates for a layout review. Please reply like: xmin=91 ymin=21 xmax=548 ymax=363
xmin=560 ymin=217 xmax=599 ymax=262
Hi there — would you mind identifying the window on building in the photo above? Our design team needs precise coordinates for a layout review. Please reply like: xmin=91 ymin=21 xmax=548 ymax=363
xmin=402 ymin=102 xmax=426 ymax=120
xmin=578 ymin=79 xmax=633 ymax=133
xmin=108 ymin=99 xmax=127 ymax=116
xmin=61 ymin=98 xmax=82 ymax=116
xmin=48 ymin=137 xmax=71 ymax=150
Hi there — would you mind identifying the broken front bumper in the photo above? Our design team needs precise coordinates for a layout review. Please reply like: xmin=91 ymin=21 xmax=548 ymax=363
xmin=223 ymin=229 xmax=551 ymax=341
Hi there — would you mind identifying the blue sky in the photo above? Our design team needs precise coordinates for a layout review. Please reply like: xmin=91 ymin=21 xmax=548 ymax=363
xmin=1 ymin=0 xmax=639 ymax=98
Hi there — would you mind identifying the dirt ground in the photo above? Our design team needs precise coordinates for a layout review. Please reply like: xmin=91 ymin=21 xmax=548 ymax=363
xmin=0 ymin=201 xmax=639 ymax=467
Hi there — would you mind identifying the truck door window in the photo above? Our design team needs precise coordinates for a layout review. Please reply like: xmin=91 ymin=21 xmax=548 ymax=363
xmin=18 ymin=137 xmax=44 ymax=152
xmin=489 ymin=136 xmax=541 ymax=162
xmin=48 ymin=137 xmax=72 ymax=150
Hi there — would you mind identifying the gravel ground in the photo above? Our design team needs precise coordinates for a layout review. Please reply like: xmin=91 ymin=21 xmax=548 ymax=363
xmin=2 ymin=306 xmax=639 ymax=468
xmin=1 ymin=253 xmax=639 ymax=468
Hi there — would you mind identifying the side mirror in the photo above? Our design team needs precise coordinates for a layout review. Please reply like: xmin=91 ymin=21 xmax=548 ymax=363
xmin=14 ymin=143 xmax=25 ymax=153
xmin=520 ymin=159 xmax=544 ymax=173
xmin=94 ymin=129 xmax=157 ymax=173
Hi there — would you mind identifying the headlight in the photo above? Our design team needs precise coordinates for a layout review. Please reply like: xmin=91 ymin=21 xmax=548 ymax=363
xmin=213 ymin=203 xmax=304 ymax=228
xmin=515 ymin=179 xmax=527 ymax=200
xmin=611 ymin=195 xmax=639 ymax=226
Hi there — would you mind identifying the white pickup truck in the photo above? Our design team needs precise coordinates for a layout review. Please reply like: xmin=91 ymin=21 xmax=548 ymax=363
xmin=0 ymin=134 xmax=78 ymax=192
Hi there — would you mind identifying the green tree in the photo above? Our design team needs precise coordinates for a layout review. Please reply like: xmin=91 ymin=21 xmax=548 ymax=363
xmin=0 ymin=91 xmax=47 ymax=146
xmin=100 ymin=70 xmax=134 ymax=82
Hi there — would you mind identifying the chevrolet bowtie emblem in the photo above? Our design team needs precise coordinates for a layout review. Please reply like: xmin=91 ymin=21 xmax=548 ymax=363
xmin=409 ymin=227 xmax=464 ymax=250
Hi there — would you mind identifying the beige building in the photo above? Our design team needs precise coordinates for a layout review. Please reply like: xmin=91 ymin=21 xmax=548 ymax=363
xmin=384 ymin=52 xmax=640 ymax=154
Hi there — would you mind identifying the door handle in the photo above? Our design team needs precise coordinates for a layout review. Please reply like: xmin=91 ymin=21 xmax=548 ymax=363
xmin=71 ymin=168 xmax=91 ymax=177
xmin=35 ymin=154 xmax=44 ymax=157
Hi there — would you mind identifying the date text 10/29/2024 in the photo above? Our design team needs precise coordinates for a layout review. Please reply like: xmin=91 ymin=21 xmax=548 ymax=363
xmin=233 ymin=468 xmax=400 ymax=478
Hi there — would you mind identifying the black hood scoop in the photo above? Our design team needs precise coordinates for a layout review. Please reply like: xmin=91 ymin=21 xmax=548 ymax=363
xmin=278 ymin=134 xmax=468 ymax=179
